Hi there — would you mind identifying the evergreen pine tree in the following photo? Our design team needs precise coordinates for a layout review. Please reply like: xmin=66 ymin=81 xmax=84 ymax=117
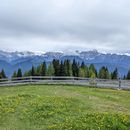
xmin=126 ymin=70 xmax=130 ymax=79
xmin=123 ymin=75 xmax=126 ymax=80
xmin=47 ymin=63 xmax=54 ymax=76
xmin=85 ymin=66 xmax=89 ymax=78
xmin=40 ymin=61 xmax=47 ymax=76
xmin=1 ymin=69 xmax=6 ymax=78
xmin=72 ymin=59 xmax=76 ymax=76
xmin=72 ymin=59 xmax=79 ymax=77
xmin=81 ymin=62 xmax=85 ymax=68
xmin=64 ymin=60 xmax=72 ymax=76
xmin=17 ymin=68 xmax=22 ymax=77
xmin=79 ymin=62 xmax=87 ymax=77
xmin=53 ymin=59 xmax=60 ymax=76
xmin=25 ymin=70 xmax=32 ymax=77
xmin=67 ymin=60 xmax=72 ymax=76
xmin=64 ymin=60 xmax=68 ymax=76
xmin=89 ymin=64 xmax=97 ymax=78
xmin=12 ymin=71 xmax=17 ymax=78
xmin=0 ymin=72 xmax=2 ymax=79
xmin=98 ymin=66 xmax=110 ymax=79
xmin=31 ymin=66 xmax=36 ymax=76
xmin=59 ymin=61 xmax=65 ymax=76
xmin=111 ymin=68 xmax=118 ymax=79
xmin=89 ymin=69 xmax=96 ymax=78
xmin=36 ymin=65 xmax=41 ymax=76
xmin=79 ymin=68 xmax=86 ymax=77
xmin=105 ymin=67 xmax=110 ymax=79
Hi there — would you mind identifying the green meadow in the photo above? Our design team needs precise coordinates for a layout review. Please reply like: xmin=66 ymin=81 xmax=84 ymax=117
xmin=0 ymin=85 xmax=130 ymax=130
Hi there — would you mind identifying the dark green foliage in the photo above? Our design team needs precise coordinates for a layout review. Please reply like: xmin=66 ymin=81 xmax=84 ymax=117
xmin=0 ymin=69 xmax=7 ymax=79
xmin=64 ymin=60 xmax=72 ymax=76
xmin=10 ymin=58 xmax=130 ymax=80
xmin=123 ymin=75 xmax=126 ymax=80
xmin=46 ymin=63 xmax=54 ymax=76
xmin=81 ymin=61 xmax=86 ymax=68
xmin=0 ymin=72 xmax=2 ymax=79
xmin=59 ymin=61 xmax=65 ymax=76
xmin=0 ymin=69 xmax=6 ymax=78
xmin=111 ymin=68 xmax=118 ymax=79
xmin=31 ymin=66 xmax=36 ymax=76
xmin=12 ymin=71 xmax=17 ymax=78
xmin=53 ymin=59 xmax=60 ymax=76
xmin=126 ymin=70 xmax=130 ymax=79
xmin=89 ymin=64 xmax=97 ymax=78
xmin=79 ymin=68 xmax=85 ymax=77
xmin=40 ymin=61 xmax=47 ymax=76
xmin=72 ymin=59 xmax=79 ymax=77
xmin=36 ymin=65 xmax=41 ymax=76
xmin=17 ymin=68 xmax=22 ymax=77
xmin=64 ymin=60 xmax=68 ymax=76
xmin=79 ymin=62 xmax=89 ymax=77
xmin=98 ymin=66 xmax=110 ymax=79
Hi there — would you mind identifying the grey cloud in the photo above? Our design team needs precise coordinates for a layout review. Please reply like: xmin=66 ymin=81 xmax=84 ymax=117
xmin=0 ymin=0 xmax=130 ymax=52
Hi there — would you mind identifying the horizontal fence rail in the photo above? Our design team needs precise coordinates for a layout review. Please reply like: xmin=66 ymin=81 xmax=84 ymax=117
xmin=0 ymin=76 xmax=130 ymax=90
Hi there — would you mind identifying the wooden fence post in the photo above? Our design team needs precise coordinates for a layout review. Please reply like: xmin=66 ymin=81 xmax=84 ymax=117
xmin=119 ymin=78 xmax=121 ymax=90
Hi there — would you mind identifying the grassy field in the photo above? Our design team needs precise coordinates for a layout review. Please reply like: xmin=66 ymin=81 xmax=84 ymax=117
xmin=0 ymin=85 xmax=130 ymax=130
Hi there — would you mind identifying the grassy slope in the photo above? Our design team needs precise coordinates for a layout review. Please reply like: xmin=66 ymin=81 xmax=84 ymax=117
xmin=0 ymin=85 xmax=130 ymax=130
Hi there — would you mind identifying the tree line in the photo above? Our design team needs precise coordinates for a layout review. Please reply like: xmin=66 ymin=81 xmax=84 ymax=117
xmin=1 ymin=59 xmax=130 ymax=80
xmin=10 ymin=59 xmax=123 ymax=80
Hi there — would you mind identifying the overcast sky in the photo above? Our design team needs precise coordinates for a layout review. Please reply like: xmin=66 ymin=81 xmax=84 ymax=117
xmin=0 ymin=0 xmax=130 ymax=53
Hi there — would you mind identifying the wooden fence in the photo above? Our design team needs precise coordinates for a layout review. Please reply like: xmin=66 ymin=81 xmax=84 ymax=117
xmin=0 ymin=76 xmax=130 ymax=90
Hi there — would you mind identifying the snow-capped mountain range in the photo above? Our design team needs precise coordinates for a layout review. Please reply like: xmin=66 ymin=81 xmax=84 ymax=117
xmin=0 ymin=50 xmax=130 ymax=77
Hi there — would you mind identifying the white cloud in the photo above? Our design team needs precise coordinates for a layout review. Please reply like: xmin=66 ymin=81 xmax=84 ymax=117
xmin=0 ymin=0 xmax=130 ymax=53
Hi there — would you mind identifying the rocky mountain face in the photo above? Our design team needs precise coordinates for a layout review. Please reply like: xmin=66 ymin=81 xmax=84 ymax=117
xmin=0 ymin=50 xmax=130 ymax=77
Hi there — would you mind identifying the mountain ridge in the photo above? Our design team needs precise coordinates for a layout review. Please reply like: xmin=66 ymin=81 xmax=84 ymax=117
xmin=0 ymin=50 xmax=130 ymax=77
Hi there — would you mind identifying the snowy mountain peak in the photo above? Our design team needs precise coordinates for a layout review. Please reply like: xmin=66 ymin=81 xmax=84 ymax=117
xmin=1 ymin=50 xmax=130 ymax=77
xmin=80 ymin=49 xmax=99 ymax=55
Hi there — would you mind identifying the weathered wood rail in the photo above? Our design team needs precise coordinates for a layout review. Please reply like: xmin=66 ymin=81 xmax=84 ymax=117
xmin=0 ymin=76 xmax=130 ymax=90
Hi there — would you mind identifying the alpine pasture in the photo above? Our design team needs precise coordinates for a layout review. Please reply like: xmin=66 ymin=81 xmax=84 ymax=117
xmin=0 ymin=84 xmax=130 ymax=130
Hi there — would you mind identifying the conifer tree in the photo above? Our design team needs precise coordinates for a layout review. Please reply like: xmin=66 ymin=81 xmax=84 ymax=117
xmin=85 ymin=66 xmax=89 ymax=78
xmin=40 ymin=61 xmax=47 ymax=76
xmin=79 ymin=68 xmax=86 ymax=77
xmin=89 ymin=64 xmax=97 ymax=78
xmin=126 ymin=70 xmax=130 ymax=79
xmin=31 ymin=66 xmax=35 ymax=76
xmin=81 ymin=62 xmax=85 ymax=68
xmin=98 ymin=66 xmax=110 ymax=79
xmin=72 ymin=59 xmax=79 ymax=77
xmin=36 ymin=65 xmax=41 ymax=76
xmin=12 ymin=71 xmax=17 ymax=78
xmin=64 ymin=60 xmax=68 ymax=76
xmin=59 ymin=61 xmax=65 ymax=76
xmin=105 ymin=67 xmax=110 ymax=79
xmin=0 ymin=72 xmax=2 ymax=79
xmin=111 ymin=68 xmax=118 ymax=79
xmin=47 ymin=63 xmax=54 ymax=76
xmin=79 ymin=62 xmax=87 ymax=77
xmin=53 ymin=59 xmax=60 ymax=76
xmin=1 ymin=69 xmax=6 ymax=78
xmin=67 ymin=60 xmax=73 ymax=76
xmin=89 ymin=69 xmax=96 ymax=78
xmin=26 ymin=70 xmax=32 ymax=76
xmin=123 ymin=75 xmax=126 ymax=80
xmin=64 ymin=60 xmax=72 ymax=76
xmin=17 ymin=68 xmax=22 ymax=77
